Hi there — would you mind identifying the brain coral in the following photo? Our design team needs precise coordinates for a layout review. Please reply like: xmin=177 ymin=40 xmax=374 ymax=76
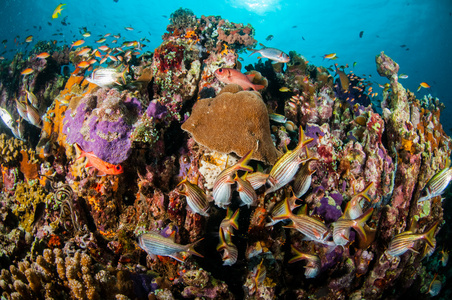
xmin=181 ymin=84 xmax=280 ymax=164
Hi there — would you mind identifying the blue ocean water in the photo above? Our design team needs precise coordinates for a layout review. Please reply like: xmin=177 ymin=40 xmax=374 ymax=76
xmin=1 ymin=0 xmax=452 ymax=130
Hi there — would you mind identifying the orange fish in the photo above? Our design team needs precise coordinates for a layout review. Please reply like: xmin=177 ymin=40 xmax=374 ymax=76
xmin=76 ymin=47 xmax=91 ymax=56
xmin=214 ymin=68 xmax=265 ymax=91
xmin=76 ymin=61 xmax=90 ymax=68
xmin=75 ymin=143 xmax=123 ymax=175
xmin=98 ymin=45 xmax=110 ymax=52
xmin=25 ymin=35 xmax=33 ymax=43
xmin=21 ymin=68 xmax=34 ymax=75
xmin=124 ymin=27 xmax=134 ymax=31
xmin=71 ymin=39 xmax=85 ymax=48
xmin=417 ymin=82 xmax=431 ymax=92
xmin=36 ymin=52 xmax=50 ymax=59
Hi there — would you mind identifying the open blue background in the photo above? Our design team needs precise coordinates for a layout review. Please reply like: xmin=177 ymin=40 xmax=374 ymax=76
xmin=1 ymin=0 xmax=451 ymax=134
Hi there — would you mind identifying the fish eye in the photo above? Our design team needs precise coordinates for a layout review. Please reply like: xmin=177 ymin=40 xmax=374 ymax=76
xmin=217 ymin=68 xmax=223 ymax=73
xmin=115 ymin=165 xmax=122 ymax=171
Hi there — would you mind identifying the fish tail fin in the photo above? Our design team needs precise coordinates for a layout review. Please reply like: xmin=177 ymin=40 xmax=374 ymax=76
xmin=235 ymin=149 xmax=254 ymax=173
xmin=248 ymin=49 xmax=258 ymax=56
xmin=352 ymin=208 xmax=374 ymax=242
xmin=423 ymin=221 xmax=439 ymax=248
xmin=271 ymin=197 xmax=292 ymax=221
xmin=288 ymin=245 xmax=306 ymax=263
xmin=74 ymin=143 xmax=85 ymax=159
xmin=188 ymin=238 xmax=204 ymax=258
xmin=229 ymin=208 xmax=240 ymax=230
xmin=296 ymin=126 xmax=314 ymax=150
xmin=358 ymin=182 xmax=374 ymax=203
xmin=253 ymin=84 xmax=265 ymax=91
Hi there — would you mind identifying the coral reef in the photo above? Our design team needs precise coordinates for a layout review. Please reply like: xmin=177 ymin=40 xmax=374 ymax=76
xmin=0 ymin=8 xmax=450 ymax=300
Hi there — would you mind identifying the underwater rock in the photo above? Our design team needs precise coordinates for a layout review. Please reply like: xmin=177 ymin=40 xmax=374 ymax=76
xmin=181 ymin=84 xmax=281 ymax=164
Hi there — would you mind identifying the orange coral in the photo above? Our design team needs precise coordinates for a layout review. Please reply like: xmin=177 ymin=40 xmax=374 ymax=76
xmin=19 ymin=150 xmax=39 ymax=181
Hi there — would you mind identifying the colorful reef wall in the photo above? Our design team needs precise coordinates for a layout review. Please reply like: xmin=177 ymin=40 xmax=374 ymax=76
xmin=0 ymin=8 xmax=450 ymax=300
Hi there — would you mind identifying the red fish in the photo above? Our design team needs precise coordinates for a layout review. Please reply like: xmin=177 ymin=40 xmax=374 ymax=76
xmin=214 ymin=68 xmax=265 ymax=91
xmin=75 ymin=143 xmax=123 ymax=175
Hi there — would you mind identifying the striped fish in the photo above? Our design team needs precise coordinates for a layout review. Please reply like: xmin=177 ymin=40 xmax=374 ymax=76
xmin=332 ymin=207 xmax=373 ymax=247
xmin=386 ymin=221 xmax=439 ymax=257
xmin=220 ymin=208 xmax=240 ymax=236
xmin=269 ymin=197 xmax=330 ymax=244
xmin=213 ymin=150 xmax=254 ymax=208
xmin=345 ymin=182 xmax=374 ymax=219
xmin=246 ymin=171 xmax=269 ymax=190
xmin=418 ymin=166 xmax=452 ymax=202
xmin=288 ymin=245 xmax=321 ymax=278
xmin=177 ymin=178 xmax=210 ymax=217
xmin=216 ymin=227 xmax=238 ymax=266
xmin=235 ymin=173 xmax=257 ymax=208
xmin=137 ymin=231 xmax=203 ymax=262
xmin=266 ymin=189 xmax=301 ymax=226
xmin=25 ymin=102 xmax=41 ymax=128
xmin=292 ymin=153 xmax=317 ymax=198
xmin=265 ymin=126 xmax=314 ymax=195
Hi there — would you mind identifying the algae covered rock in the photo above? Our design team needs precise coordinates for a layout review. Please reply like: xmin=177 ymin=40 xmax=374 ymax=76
xmin=181 ymin=84 xmax=280 ymax=164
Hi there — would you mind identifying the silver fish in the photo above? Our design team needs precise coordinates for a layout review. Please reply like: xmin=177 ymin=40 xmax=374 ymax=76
xmin=213 ymin=150 xmax=254 ymax=208
xmin=292 ymin=155 xmax=317 ymax=198
xmin=0 ymin=107 xmax=15 ymax=129
xmin=418 ymin=166 xmax=452 ymax=202
xmin=86 ymin=66 xmax=128 ymax=88
xmin=332 ymin=208 xmax=373 ymax=247
xmin=249 ymin=46 xmax=290 ymax=63
xmin=137 ymin=231 xmax=203 ymax=262
xmin=177 ymin=178 xmax=210 ymax=217
xmin=288 ymin=245 xmax=321 ymax=278
xmin=386 ymin=221 xmax=438 ymax=257
xmin=235 ymin=173 xmax=257 ymax=208
xmin=220 ymin=208 xmax=240 ymax=237
xmin=265 ymin=126 xmax=313 ymax=195
xmin=216 ymin=227 xmax=238 ymax=266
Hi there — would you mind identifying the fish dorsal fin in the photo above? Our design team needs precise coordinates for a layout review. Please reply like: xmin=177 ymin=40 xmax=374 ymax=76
xmin=224 ymin=154 xmax=230 ymax=169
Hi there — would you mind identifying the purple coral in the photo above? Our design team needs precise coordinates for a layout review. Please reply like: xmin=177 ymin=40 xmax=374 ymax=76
xmin=63 ymin=94 xmax=134 ymax=164
xmin=314 ymin=194 xmax=343 ymax=223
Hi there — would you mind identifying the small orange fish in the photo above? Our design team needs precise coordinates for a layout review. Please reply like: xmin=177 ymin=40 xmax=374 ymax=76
xmin=417 ymin=82 xmax=431 ymax=92
xmin=98 ymin=45 xmax=110 ymax=52
xmin=82 ymin=32 xmax=91 ymax=38
xmin=75 ymin=143 xmax=123 ymax=176
xmin=76 ymin=61 xmax=90 ymax=68
xmin=96 ymin=38 xmax=107 ymax=43
xmin=25 ymin=35 xmax=33 ymax=43
xmin=124 ymin=27 xmax=134 ymax=31
xmin=103 ymin=33 xmax=111 ymax=37
xmin=36 ymin=52 xmax=50 ymax=59
xmin=21 ymin=68 xmax=34 ymax=75
xmin=76 ymin=47 xmax=90 ymax=56
xmin=71 ymin=39 xmax=85 ymax=48
xmin=323 ymin=53 xmax=338 ymax=60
